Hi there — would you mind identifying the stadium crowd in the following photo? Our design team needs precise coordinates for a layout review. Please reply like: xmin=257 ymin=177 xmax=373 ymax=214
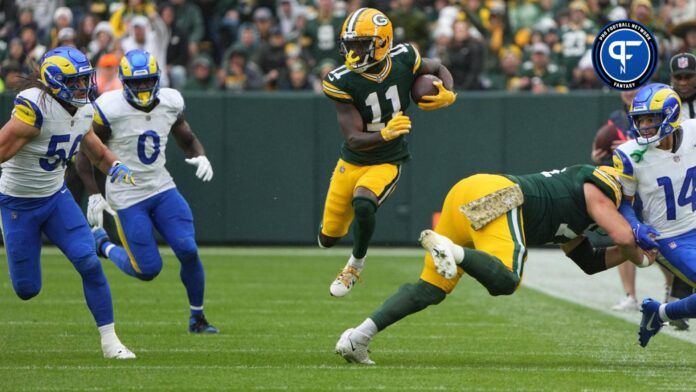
xmin=0 ymin=0 xmax=694 ymax=94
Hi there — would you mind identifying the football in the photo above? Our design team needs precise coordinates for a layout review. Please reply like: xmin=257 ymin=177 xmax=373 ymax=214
xmin=593 ymin=122 xmax=622 ymax=153
xmin=411 ymin=74 xmax=441 ymax=104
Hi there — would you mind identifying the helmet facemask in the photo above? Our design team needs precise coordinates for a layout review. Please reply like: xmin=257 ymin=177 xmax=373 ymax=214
xmin=339 ymin=35 xmax=388 ymax=73
xmin=122 ymin=73 xmax=160 ymax=107
xmin=42 ymin=66 xmax=96 ymax=107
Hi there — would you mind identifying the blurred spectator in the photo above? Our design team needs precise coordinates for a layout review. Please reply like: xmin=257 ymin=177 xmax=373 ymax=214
xmin=161 ymin=3 xmax=189 ymax=89
xmin=389 ymin=0 xmax=430 ymax=51
xmin=56 ymin=27 xmax=76 ymax=48
xmin=49 ymin=7 xmax=73 ymax=49
xmin=212 ymin=1 xmax=242 ymax=61
xmin=279 ymin=60 xmax=312 ymax=91
xmin=169 ymin=0 xmax=204 ymax=57
xmin=302 ymin=0 xmax=343 ymax=66
xmin=0 ymin=1 xmax=18 ymax=41
xmin=509 ymin=0 xmax=543 ymax=32
xmin=486 ymin=45 xmax=522 ymax=90
xmin=16 ymin=0 xmax=58 ymax=39
xmin=20 ymin=25 xmax=46 ymax=63
xmin=446 ymin=20 xmax=484 ymax=90
xmin=571 ymin=50 xmax=601 ymax=90
xmin=312 ymin=58 xmax=336 ymax=93
xmin=257 ymin=26 xmax=288 ymax=90
xmin=3 ymin=38 xmax=29 ymax=74
xmin=225 ymin=23 xmax=260 ymax=64
xmin=672 ymin=19 xmax=696 ymax=54
xmin=95 ymin=53 xmax=122 ymax=96
xmin=219 ymin=48 xmax=264 ymax=92
xmin=1 ymin=60 xmax=23 ymax=91
xmin=277 ymin=0 xmax=302 ymax=37
xmin=12 ymin=7 xmax=37 ymax=41
xmin=428 ymin=25 xmax=452 ymax=62
xmin=560 ymin=1 xmax=595 ymax=80
xmin=253 ymin=7 xmax=275 ymax=45
xmin=120 ymin=14 xmax=170 ymax=86
xmin=76 ymin=13 xmax=98 ymax=51
xmin=517 ymin=42 xmax=567 ymax=93
xmin=670 ymin=53 xmax=696 ymax=121
xmin=109 ymin=0 xmax=158 ymax=39
xmin=88 ymin=21 xmax=116 ymax=65
xmin=183 ymin=55 xmax=216 ymax=91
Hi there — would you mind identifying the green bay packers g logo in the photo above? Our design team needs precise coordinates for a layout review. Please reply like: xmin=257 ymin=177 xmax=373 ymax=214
xmin=373 ymin=14 xmax=388 ymax=26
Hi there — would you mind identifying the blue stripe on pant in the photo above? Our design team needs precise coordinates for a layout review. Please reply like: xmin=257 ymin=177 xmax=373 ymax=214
xmin=107 ymin=188 xmax=205 ymax=310
xmin=0 ymin=186 xmax=114 ymax=326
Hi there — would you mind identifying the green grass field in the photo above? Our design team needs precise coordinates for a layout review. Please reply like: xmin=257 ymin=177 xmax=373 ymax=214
xmin=1 ymin=248 xmax=694 ymax=391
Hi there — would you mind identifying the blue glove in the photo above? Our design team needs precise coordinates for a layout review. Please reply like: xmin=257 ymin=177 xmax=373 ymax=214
xmin=108 ymin=161 xmax=135 ymax=185
xmin=633 ymin=223 xmax=660 ymax=250
xmin=619 ymin=199 xmax=659 ymax=250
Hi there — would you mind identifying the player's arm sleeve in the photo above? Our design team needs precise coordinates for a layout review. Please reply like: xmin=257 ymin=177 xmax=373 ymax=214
xmin=12 ymin=96 xmax=43 ymax=129
xmin=322 ymin=77 xmax=353 ymax=103
xmin=612 ymin=148 xmax=637 ymax=197
xmin=588 ymin=167 xmax=623 ymax=207
xmin=408 ymin=43 xmax=422 ymax=74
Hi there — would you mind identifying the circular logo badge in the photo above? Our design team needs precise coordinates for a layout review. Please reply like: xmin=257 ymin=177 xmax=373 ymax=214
xmin=372 ymin=14 xmax=388 ymax=26
xmin=592 ymin=20 xmax=657 ymax=90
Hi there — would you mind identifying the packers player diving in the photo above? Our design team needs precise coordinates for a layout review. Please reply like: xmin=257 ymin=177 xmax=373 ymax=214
xmin=335 ymin=164 xmax=653 ymax=364
xmin=320 ymin=8 xmax=457 ymax=297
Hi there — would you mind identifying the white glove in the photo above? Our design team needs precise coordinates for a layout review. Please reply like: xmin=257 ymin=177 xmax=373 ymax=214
xmin=87 ymin=194 xmax=115 ymax=228
xmin=185 ymin=155 xmax=213 ymax=182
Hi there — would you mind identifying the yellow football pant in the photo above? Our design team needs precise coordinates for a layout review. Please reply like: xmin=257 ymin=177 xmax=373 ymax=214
xmin=420 ymin=174 xmax=527 ymax=293
xmin=320 ymin=159 xmax=401 ymax=238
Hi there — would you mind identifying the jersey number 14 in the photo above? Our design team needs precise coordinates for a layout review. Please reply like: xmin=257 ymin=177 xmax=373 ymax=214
xmin=656 ymin=166 xmax=696 ymax=220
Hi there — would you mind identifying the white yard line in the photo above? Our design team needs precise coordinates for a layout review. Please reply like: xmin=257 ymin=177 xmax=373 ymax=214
xmin=522 ymin=248 xmax=696 ymax=345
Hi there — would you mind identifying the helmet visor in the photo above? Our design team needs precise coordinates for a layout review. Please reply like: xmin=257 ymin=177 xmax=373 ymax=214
xmin=340 ymin=38 xmax=375 ymax=62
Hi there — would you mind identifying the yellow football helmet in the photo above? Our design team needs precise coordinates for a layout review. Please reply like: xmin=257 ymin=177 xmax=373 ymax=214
xmin=339 ymin=8 xmax=393 ymax=73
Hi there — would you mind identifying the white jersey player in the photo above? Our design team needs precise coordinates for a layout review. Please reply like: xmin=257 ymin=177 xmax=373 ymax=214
xmin=612 ymin=83 xmax=696 ymax=348
xmin=0 ymin=46 xmax=136 ymax=359
xmin=77 ymin=49 xmax=218 ymax=334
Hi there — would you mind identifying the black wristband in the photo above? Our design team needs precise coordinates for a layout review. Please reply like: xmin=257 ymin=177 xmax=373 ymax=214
xmin=566 ymin=236 xmax=608 ymax=275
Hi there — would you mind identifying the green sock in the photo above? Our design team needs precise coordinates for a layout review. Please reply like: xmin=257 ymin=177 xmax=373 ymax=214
xmin=370 ymin=280 xmax=446 ymax=331
xmin=351 ymin=197 xmax=377 ymax=259
xmin=459 ymin=248 xmax=519 ymax=296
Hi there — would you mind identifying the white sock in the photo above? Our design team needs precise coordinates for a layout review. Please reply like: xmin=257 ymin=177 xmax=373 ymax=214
xmin=348 ymin=255 xmax=365 ymax=270
xmin=354 ymin=318 xmax=378 ymax=340
xmin=451 ymin=244 xmax=465 ymax=264
xmin=104 ymin=244 xmax=115 ymax=258
xmin=98 ymin=323 xmax=121 ymax=347
xmin=659 ymin=303 xmax=671 ymax=322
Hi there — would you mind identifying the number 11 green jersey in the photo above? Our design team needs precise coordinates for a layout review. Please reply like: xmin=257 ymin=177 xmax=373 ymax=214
xmin=322 ymin=43 xmax=422 ymax=165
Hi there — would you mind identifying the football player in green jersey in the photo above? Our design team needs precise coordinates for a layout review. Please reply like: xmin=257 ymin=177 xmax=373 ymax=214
xmin=320 ymin=8 xmax=457 ymax=298
xmin=335 ymin=165 xmax=653 ymax=364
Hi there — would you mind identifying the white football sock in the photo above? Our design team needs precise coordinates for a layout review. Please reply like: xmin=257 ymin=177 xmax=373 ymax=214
xmin=349 ymin=255 xmax=365 ymax=270
xmin=451 ymin=244 xmax=465 ymax=264
xmin=659 ymin=303 xmax=671 ymax=322
xmin=354 ymin=318 xmax=378 ymax=340
xmin=98 ymin=323 xmax=121 ymax=347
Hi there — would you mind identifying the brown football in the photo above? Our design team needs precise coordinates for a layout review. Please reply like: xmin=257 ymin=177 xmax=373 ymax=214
xmin=411 ymin=74 xmax=441 ymax=104
xmin=594 ymin=122 xmax=622 ymax=153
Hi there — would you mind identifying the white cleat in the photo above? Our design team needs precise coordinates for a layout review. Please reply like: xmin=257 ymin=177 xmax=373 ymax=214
xmin=330 ymin=265 xmax=361 ymax=297
xmin=335 ymin=328 xmax=375 ymax=365
xmin=419 ymin=229 xmax=457 ymax=279
xmin=611 ymin=295 xmax=639 ymax=312
xmin=102 ymin=343 xmax=136 ymax=359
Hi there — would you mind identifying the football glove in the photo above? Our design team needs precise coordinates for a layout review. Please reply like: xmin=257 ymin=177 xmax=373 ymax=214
xmin=87 ymin=194 xmax=115 ymax=228
xmin=380 ymin=112 xmax=411 ymax=141
xmin=185 ymin=156 xmax=214 ymax=182
xmin=108 ymin=161 xmax=135 ymax=185
xmin=418 ymin=81 xmax=457 ymax=111
xmin=633 ymin=223 xmax=660 ymax=250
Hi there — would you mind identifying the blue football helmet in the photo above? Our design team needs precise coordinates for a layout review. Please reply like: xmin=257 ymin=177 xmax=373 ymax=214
xmin=119 ymin=49 xmax=160 ymax=107
xmin=628 ymin=83 xmax=681 ymax=145
xmin=39 ymin=46 xmax=95 ymax=107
